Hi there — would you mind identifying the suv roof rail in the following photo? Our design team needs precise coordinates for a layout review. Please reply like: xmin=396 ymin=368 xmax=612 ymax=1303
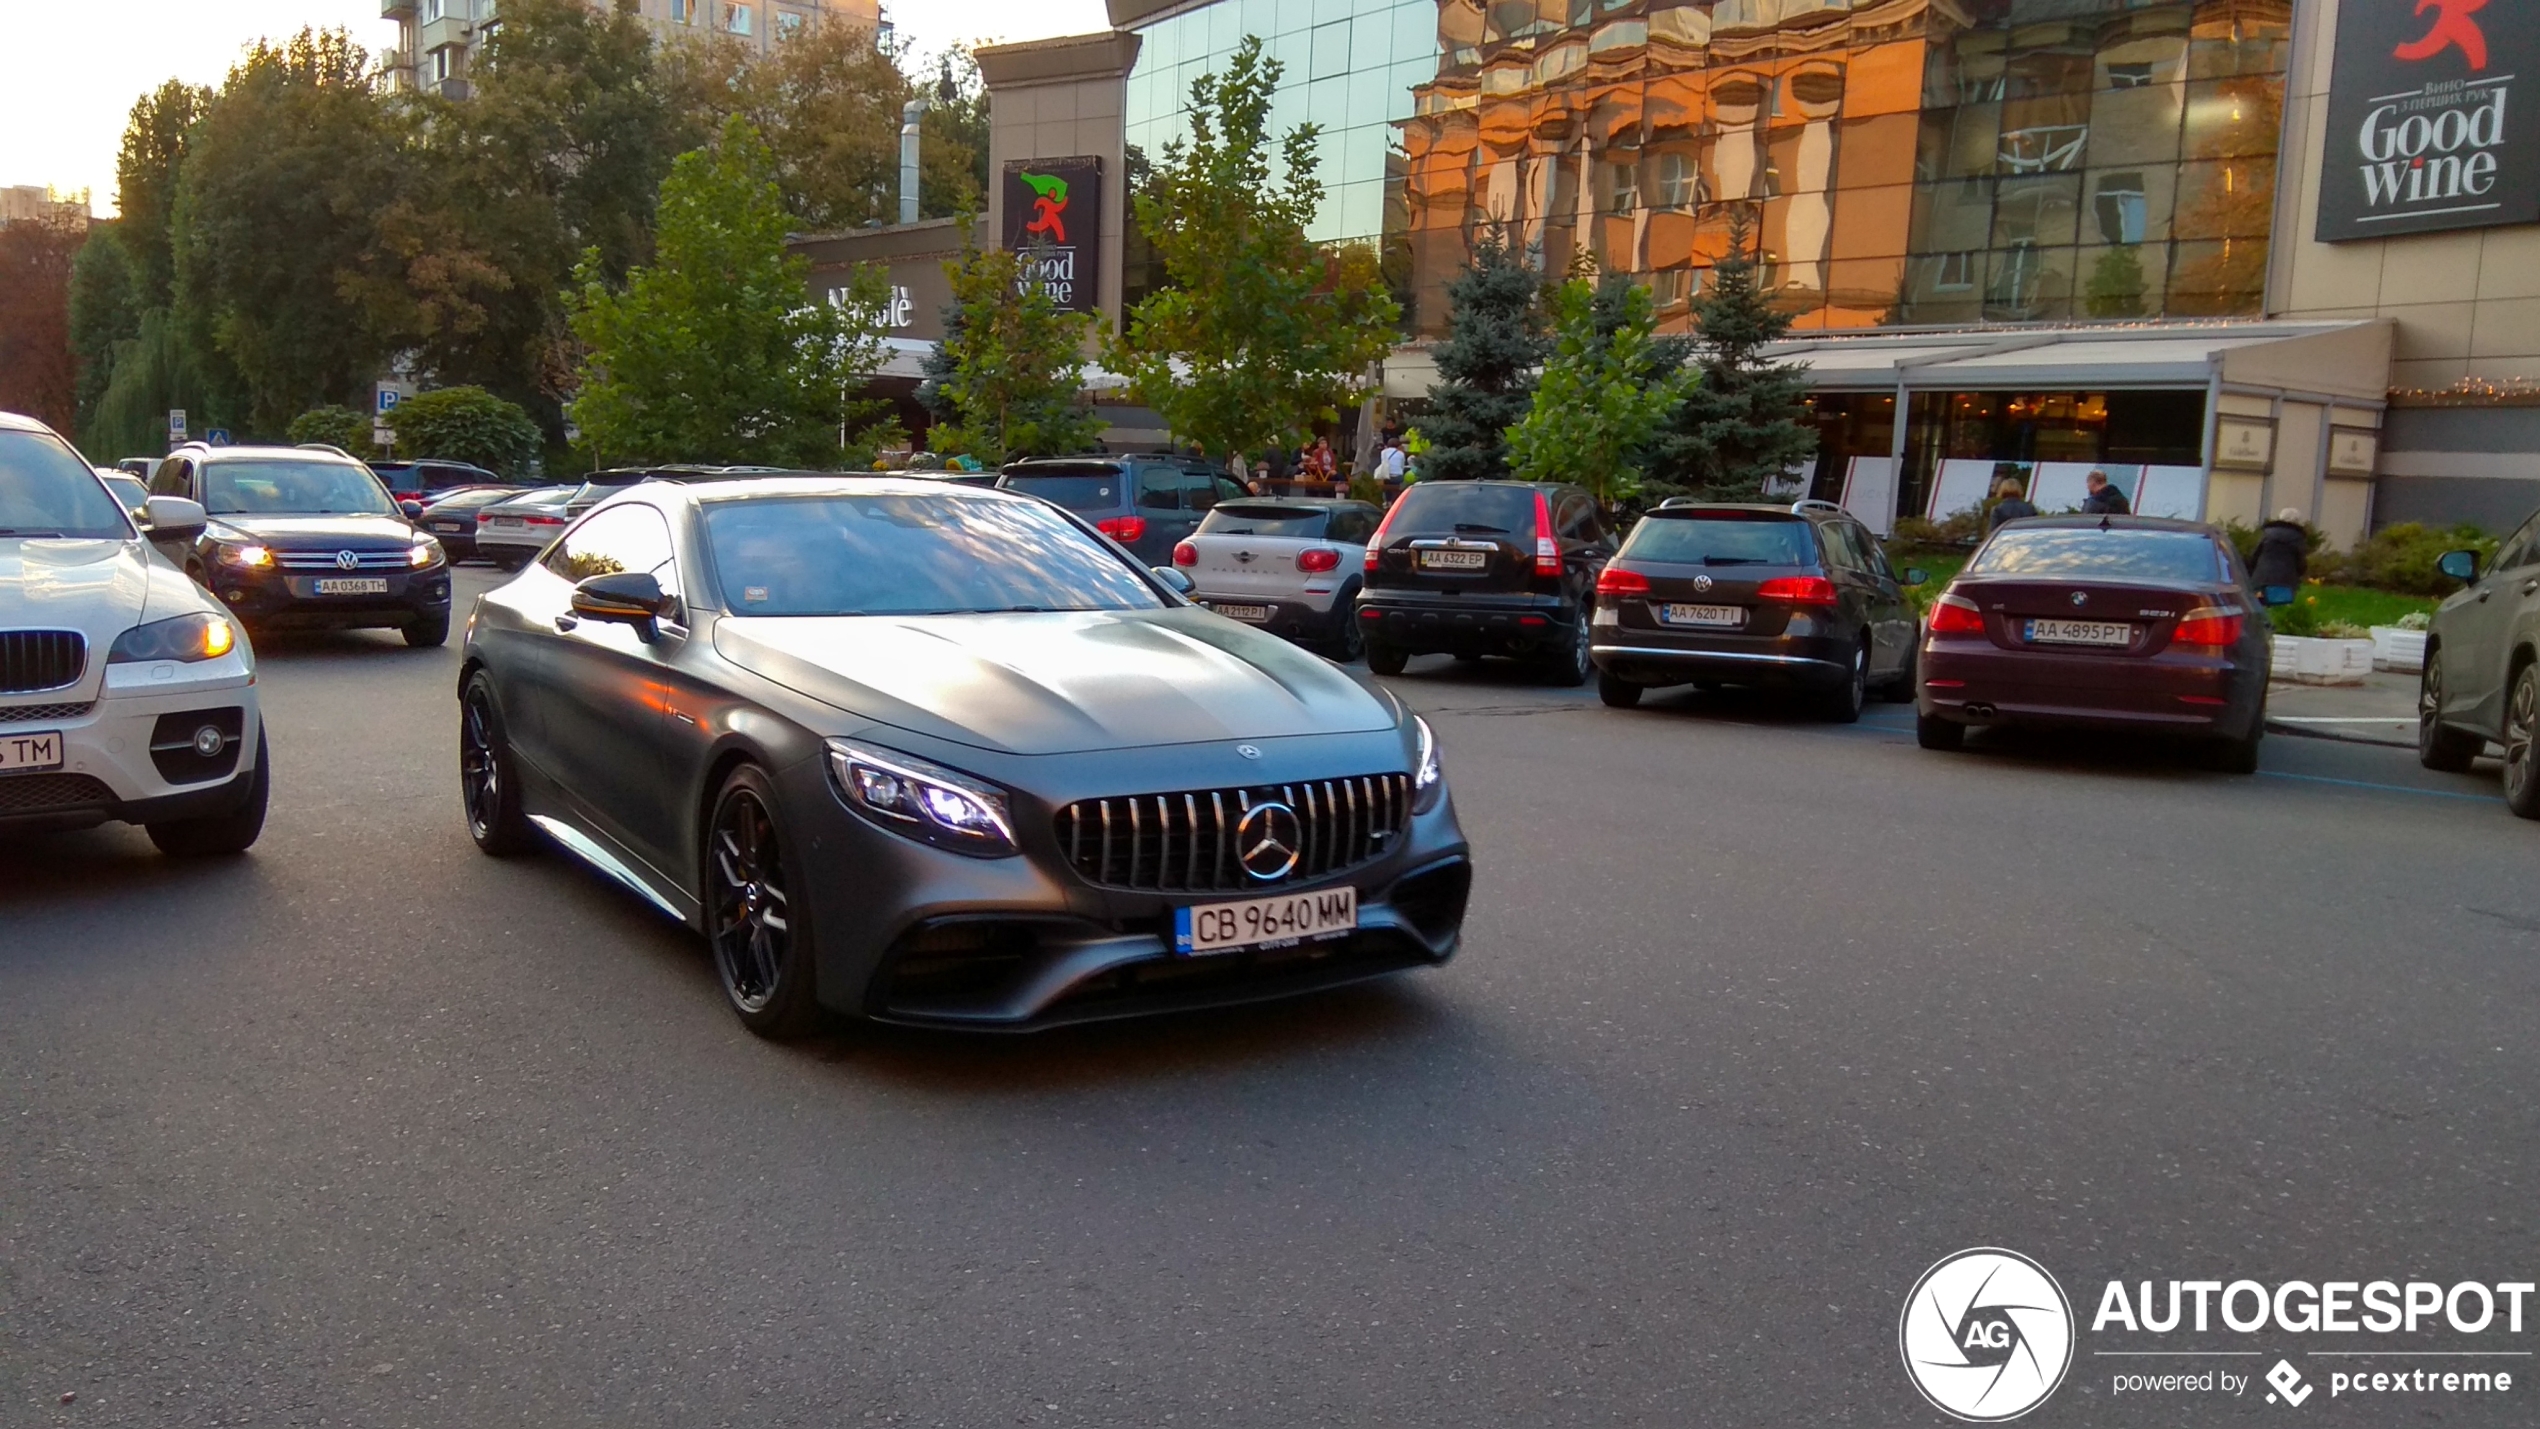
xmin=1790 ymin=498 xmax=1845 ymax=516
xmin=296 ymin=442 xmax=353 ymax=458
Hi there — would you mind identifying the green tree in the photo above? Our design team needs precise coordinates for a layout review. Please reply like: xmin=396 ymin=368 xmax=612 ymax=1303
xmin=566 ymin=116 xmax=892 ymax=467
xmin=172 ymin=28 xmax=410 ymax=433
xmin=2084 ymin=245 xmax=2148 ymax=318
xmin=384 ymin=386 xmax=542 ymax=474
xmin=287 ymin=404 xmax=373 ymax=452
xmin=1422 ymin=229 xmax=1544 ymax=482
xmin=918 ymin=50 xmax=991 ymax=221
xmin=1647 ymin=210 xmax=1815 ymax=502
xmin=925 ymin=233 xmax=1102 ymax=464
xmin=67 ymin=224 xmax=141 ymax=443
xmin=113 ymin=80 xmax=211 ymax=310
xmin=87 ymin=308 xmax=231 ymax=460
xmin=1109 ymin=36 xmax=1399 ymax=465
xmin=1506 ymin=277 xmax=1688 ymax=510
xmin=661 ymin=16 xmax=909 ymax=232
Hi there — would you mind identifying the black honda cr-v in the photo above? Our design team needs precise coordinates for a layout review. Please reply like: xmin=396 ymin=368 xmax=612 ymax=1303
xmin=1588 ymin=499 xmax=1922 ymax=721
xmin=1355 ymin=480 xmax=1615 ymax=684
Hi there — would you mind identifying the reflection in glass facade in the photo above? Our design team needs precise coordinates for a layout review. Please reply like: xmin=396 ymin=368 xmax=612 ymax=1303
xmin=1121 ymin=0 xmax=2290 ymax=338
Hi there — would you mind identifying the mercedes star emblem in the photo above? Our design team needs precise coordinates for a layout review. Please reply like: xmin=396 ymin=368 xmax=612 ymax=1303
xmin=1236 ymin=744 xmax=1262 ymax=760
xmin=336 ymin=550 xmax=360 ymax=571
xmin=1235 ymin=801 xmax=1303 ymax=881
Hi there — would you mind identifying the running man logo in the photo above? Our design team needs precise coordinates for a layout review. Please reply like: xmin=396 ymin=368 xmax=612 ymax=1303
xmin=2394 ymin=0 xmax=2490 ymax=71
xmin=1020 ymin=172 xmax=1069 ymax=244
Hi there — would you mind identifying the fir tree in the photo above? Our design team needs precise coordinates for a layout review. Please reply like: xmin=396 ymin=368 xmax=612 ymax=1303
xmin=1647 ymin=209 xmax=1815 ymax=502
xmin=1421 ymin=229 xmax=1544 ymax=481
xmin=1505 ymin=277 xmax=1689 ymax=510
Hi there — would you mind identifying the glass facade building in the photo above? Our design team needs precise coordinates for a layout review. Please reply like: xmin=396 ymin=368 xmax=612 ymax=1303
xmin=1120 ymin=0 xmax=2291 ymax=338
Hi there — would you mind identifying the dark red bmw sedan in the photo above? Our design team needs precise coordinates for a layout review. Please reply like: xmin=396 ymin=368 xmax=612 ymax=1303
xmin=1916 ymin=517 xmax=2271 ymax=771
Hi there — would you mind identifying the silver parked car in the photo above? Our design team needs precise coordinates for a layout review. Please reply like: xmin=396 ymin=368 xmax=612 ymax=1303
xmin=1171 ymin=498 xmax=1382 ymax=660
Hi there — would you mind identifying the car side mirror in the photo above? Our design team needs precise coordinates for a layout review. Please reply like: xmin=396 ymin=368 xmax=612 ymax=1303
xmin=571 ymin=571 xmax=669 ymax=640
xmin=143 ymin=496 xmax=206 ymax=543
xmin=400 ymin=499 xmax=426 ymax=520
xmin=1902 ymin=567 xmax=1929 ymax=587
xmin=2438 ymin=549 xmax=2480 ymax=583
xmin=1150 ymin=565 xmax=1195 ymax=597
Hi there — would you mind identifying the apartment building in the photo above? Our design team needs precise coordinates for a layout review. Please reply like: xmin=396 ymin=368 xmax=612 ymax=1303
xmin=383 ymin=0 xmax=883 ymax=98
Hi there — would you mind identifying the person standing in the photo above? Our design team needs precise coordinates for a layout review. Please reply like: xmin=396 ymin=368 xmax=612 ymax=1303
xmin=1380 ymin=437 xmax=1407 ymax=483
xmin=2250 ymin=508 xmax=2309 ymax=607
xmin=1987 ymin=476 xmax=2038 ymax=530
xmin=2081 ymin=469 xmax=2131 ymax=515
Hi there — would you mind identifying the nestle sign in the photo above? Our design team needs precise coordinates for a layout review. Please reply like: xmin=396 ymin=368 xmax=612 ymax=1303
xmin=2318 ymin=0 xmax=2540 ymax=241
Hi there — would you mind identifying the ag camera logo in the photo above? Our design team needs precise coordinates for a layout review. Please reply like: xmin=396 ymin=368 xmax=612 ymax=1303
xmin=1901 ymin=1248 xmax=2076 ymax=1421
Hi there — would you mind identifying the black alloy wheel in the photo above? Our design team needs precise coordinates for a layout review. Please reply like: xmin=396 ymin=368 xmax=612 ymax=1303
xmin=1544 ymin=613 xmax=1592 ymax=688
xmin=1328 ymin=592 xmax=1366 ymax=662
xmin=2418 ymin=649 xmax=2482 ymax=772
xmin=1822 ymin=641 xmax=1867 ymax=723
xmin=459 ymin=673 xmax=533 ymax=854
xmin=1365 ymin=638 xmax=1407 ymax=677
xmin=1881 ymin=638 xmax=1919 ymax=702
xmin=706 ymin=767 xmax=823 ymax=1038
xmin=406 ymin=609 xmax=451 ymax=648
xmin=2505 ymin=663 xmax=2540 ymax=820
xmin=1597 ymin=668 xmax=1642 ymax=709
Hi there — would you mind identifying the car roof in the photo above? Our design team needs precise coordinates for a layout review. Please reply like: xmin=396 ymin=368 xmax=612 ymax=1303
xmin=1211 ymin=498 xmax=1370 ymax=512
xmin=1994 ymin=515 xmax=2217 ymax=534
xmin=680 ymin=475 xmax=1031 ymax=504
xmin=179 ymin=443 xmax=366 ymax=465
xmin=1646 ymin=501 xmax=1826 ymax=519
xmin=0 ymin=410 xmax=63 ymax=436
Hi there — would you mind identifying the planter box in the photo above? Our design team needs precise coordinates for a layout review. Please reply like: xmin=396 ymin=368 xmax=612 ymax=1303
xmin=2271 ymin=635 xmax=2375 ymax=685
xmin=2370 ymin=626 xmax=2428 ymax=674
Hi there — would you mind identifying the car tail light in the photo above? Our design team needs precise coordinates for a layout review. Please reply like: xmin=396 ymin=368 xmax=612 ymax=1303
xmin=1097 ymin=515 xmax=1147 ymax=544
xmin=1172 ymin=541 xmax=1198 ymax=567
xmin=1532 ymin=491 xmax=1561 ymax=577
xmin=2173 ymin=606 xmax=2243 ymax=648
xmin=1364 ymin=500 xmax=1401 ymax=571
xmin=1596 ymin=566 xmax=1650 ymax=598
xmin=1756 ymin=575 xmax=1838 ymax=605
xmin=1926 ymin=593 xmax=1985 ymax=635
xmin=521 ymin=514 xmax=567 ymax=528
xmin=1296 ymin=547 xmax=1341 ymax=573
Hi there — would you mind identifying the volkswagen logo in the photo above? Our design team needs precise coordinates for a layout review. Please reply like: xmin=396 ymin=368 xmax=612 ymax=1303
xmin=1899 ymin=1248 xmax=2074 ymax=1422
xmin=2068 ymin=590 xmax=2088 ymax=607
xmin=1234 ymin=801 xmax=1302 ymax=882
xmin=336 ymin=550 xmax=360 ymax=571
xmin=1692 ymin=574 xmax=1714 ymax=592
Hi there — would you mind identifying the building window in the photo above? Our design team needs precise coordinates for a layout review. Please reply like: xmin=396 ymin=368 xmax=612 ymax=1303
xmin=420 ymin=0 xmax=444 ymax=21
xmin=670 ymin=0 xmax=691 ymax=22
xmin=774 ymin=9 xmax=803 ymax=38
xmin=2108 ymin=62 xmax=2155 ymax=90
xmin=1605 ymin=159 xmax=1638 ymax=213
xmin=2094 ymin=173 xmax=2147 ymax=245
xmin=1934 ymin=251 xmax=1976 ymax=291
xmin=724 ymin=3 xmax=751 ymax=35
xmin=1654 ymin=151 xmax=1697 ymax=208
xmin=1649 ymin=268 xmax=1688 ymax=306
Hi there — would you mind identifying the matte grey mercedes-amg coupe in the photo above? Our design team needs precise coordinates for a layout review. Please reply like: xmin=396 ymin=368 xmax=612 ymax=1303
xmin=456 ymin=476 xmax=1472 ymax=1037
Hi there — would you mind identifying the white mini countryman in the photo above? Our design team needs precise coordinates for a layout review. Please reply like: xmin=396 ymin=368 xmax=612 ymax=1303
xmin=0 ymin=411 xmax=267 ymax=854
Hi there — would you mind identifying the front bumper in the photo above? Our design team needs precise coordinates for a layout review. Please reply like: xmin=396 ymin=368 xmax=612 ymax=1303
xmin=771 ymin=747 xmax=1474 ymax=1032
xmin=0 ymin=668 xmax=264 ymax=832
xmin=205 ymin=563 xmax=450 ymax=631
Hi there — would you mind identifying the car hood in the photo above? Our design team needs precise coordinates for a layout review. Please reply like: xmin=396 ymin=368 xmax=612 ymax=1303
xmin=713 ymin=607 xmax=1396 ymax=756
xmin=207 ymin=513 xmax=413 ymax=548
xmin=0 ymin=538 xmax=215 ymax=700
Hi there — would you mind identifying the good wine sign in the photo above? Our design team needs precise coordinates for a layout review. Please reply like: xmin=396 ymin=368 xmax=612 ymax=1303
xmin=2317 ymin=0 xmax=2540 ymax=241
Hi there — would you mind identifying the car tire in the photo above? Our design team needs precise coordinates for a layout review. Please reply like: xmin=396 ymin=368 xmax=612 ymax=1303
xmin=404 ymin=610 xmax=451 ymax=648
xmin=1542 ymin=616 xmax=1592 ymax=688
xmin=1821 ymin=641 xmax=1868 ymax=723
xmin=2418 ymin=649 xmax=2482 ymax=772
xmin=145 ymin=730 xmax=270 ymax=857
xmin=459 ymin=672 xmax=535 ymax=856
xmin=1326 ymin=595 xmax=1366 ymax=662
xmin=704 ymin=764 xmax=826 ymax=1039
xmin=2203 ymin=727 xmax=2263 ymax=775
xmin=1880 ymin=639 xmax=1919 ymax=702
xmin=1597 ymin=669 xmax=1642 ymax=709
xmin=2504 ymin=663 xmax=2540 ymax=820
xmin=1365 ymin=639 xmax=1408 ymax=677
xmin=1916 ymin=711 xmax=1965 ymax=751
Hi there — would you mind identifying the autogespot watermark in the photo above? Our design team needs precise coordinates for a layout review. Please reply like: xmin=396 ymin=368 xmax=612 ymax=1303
xmin=1901 ymin=1251 xmax=2533 ymax=1418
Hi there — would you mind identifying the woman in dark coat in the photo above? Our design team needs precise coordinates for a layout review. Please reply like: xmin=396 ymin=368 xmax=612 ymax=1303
xmin=2250 ymin=508 xmax=2309 ymax=606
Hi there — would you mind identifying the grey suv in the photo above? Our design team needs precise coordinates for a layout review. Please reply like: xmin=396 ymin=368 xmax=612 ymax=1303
xmin=998 ymin=457 xmax=1249 ymax=566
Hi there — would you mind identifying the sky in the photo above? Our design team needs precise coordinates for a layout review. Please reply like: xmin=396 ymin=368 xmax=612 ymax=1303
xmin=0 ymin=0 xmax=1110 ymax=216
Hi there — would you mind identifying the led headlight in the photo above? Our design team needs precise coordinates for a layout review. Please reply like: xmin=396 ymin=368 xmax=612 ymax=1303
xmin=218 ymin=543 xmax=274 ymax=569
xmin=408 ymin=536 xmax=446 ymax=568
xmin=826 ymin=738 xmax=1018 ymax=857
xmin=1412 ymin=714 xmax=1444 ymax=813
xmin=108 ymin=612 xmax=238 ymax=664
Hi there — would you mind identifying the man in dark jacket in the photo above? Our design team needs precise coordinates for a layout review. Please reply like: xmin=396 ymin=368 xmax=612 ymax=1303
xmin=2250 ymin=508 xmax=2309 ymax=605
xmin=2080 ymin=470 xmax=2132 ymax=515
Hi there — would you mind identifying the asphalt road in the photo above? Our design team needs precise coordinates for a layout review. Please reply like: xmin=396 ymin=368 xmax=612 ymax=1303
xmin=7 ymin=566 xmax=2539 ymax=1427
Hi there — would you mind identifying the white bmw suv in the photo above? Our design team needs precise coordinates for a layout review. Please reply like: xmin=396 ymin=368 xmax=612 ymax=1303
xmin=0 ymin=412 xmax=268 ymax=854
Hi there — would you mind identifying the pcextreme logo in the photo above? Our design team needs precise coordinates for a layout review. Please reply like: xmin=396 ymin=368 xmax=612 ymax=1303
xmin=1019 ymin=171 xmax=1070 ymax=243
xmin=1900 ymin=1249 xmax=2077 ymax=1422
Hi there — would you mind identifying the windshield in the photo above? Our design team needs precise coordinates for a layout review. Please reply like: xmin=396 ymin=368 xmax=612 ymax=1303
xmin=0 ymin=431 xmax=135 ymax=538
xmin=1625 ymin=514 xmax=1816 ymax=566
xmin=203 ymin=459 xmax=396 ymax=517
xmin=1198 ymin=503 xmax=1330 ymax=538
xmin=101 ymin=474 xmax=151 ymax=516
xmin=1001 ymin=470 xmax=1126 ymax=512
xmin=1383 ymin=483 xmax=1538 ymax=536
xmin=703 ymin=493 xmax=1167 ymax=616
xmin=1969 ymin=527 xmax=2225 ymax=584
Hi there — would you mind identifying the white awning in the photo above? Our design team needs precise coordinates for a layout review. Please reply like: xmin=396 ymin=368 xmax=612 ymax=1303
xmin=1765 ymin=319 xmax=2395 ymax=401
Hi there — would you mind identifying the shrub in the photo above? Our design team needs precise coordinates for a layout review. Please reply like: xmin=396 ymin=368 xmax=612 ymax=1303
xmin=2323 ymin=521 xmax=2496 ymax=596
xmin=286 ymin=404 xmax=370 ymax=452
xmin=1892 ymin=508 xmax=1985 ymax=552
xmin=2267 ymin=596 xmax=2322 ymax=637
xmin=383 ymin=386 xmax=541 ymax=477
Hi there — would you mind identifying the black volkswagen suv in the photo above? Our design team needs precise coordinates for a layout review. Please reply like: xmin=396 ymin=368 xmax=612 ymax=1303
xmin=149 ymin=444 xmax=454 ymax=646
xmin=1588 ymin=499 xmax=1921 ymax=720
xmin=1355 ymin=480 xmax=1615 ymax=684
